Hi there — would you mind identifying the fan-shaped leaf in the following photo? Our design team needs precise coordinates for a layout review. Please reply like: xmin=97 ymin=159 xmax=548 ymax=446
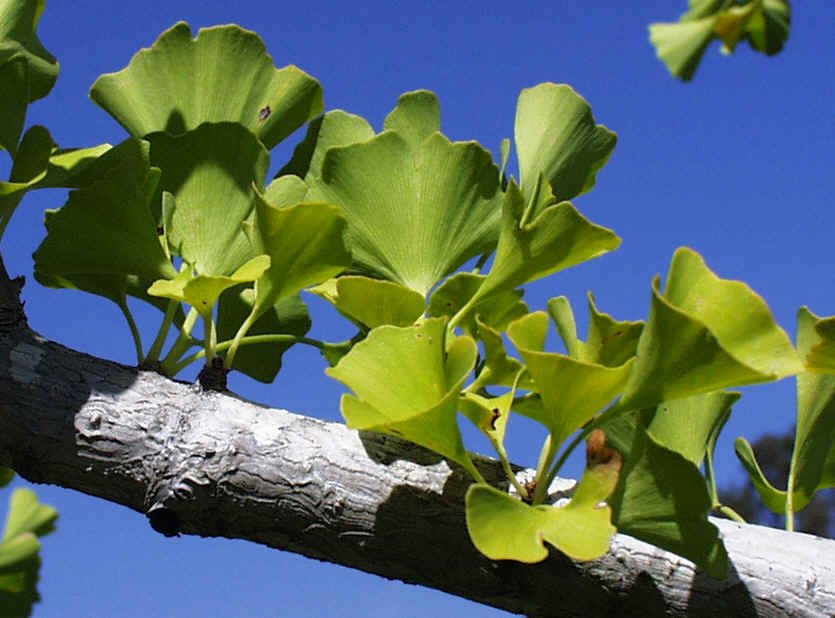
xmin=90 ymin=22 xmax=323 ymax=149
xmin=309 ymin=276 xmax=425 ymax=329
xmin=150 ymin=122 xmax=269 ymax=276
xmin=326 ymin=318 xmax=479 ymax=475
xmin=515 ymin=83 xmax=616 ymax=203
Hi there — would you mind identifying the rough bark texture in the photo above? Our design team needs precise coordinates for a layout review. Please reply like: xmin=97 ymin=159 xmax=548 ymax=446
xmin=1 ymin=275 xmax=834 ymax=616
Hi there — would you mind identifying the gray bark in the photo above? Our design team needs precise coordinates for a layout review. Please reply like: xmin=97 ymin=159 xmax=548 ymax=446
xmin=1 ymin=276 xmax=834 ymax=617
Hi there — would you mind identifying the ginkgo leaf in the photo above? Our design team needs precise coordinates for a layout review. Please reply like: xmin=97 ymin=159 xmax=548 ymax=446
xmin=453 ymin=181 xmax=619 ymax=325
xmin=649 ymin=14 xmax=719 ymax=81
xmin=507 ymin=312 xmax=633 ymax=446
xmin=149 ymin=122 xmax=269 ymax=276
xmin=216 ymin=288 xmax=311 ymax=383
xmin=515 ymin=83 xmax=616 ymax=203
xmin=90 ymin=22 xmax=323 ymax=149
xmin=309 ymin=276 xmax=425 ymax=329
xmin=616 ymin=248 xmax=801 ymax=412
xmin=33 ymin=138 xmax=179 ymax=304
xmin=427 ymin=272 xmax=528 ymax=335
xmin=277 ymin=110 xmax=375 ymax=181
xmin=610 ymin=423 xmax=729 ymax=578
xmin=326 ymin=318 xmax=479 ymax=477
xmin=0 ymin=0 xmax=59 ymax=155
xmin=466 ymin=435 xmax=619 ymax=563
xmin=382 ymin=90 xmax=441 ymax=149
xmin=547 ymin=294 xmax=643 ymax=367
xmin=148 ymin=255 xmax=270 ymax=320
xmin=307 ymin=93 xmax=502 ymax=296
xmin=245 ymin=189 xmax=351 ymax=321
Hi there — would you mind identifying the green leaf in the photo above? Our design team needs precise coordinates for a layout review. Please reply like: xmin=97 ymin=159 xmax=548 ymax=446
xmin=216 ymin=288 xmax=310 ymax=383
xmin=733 ymin=436 xmax=788 ymax=513
xmin=0 ymin=487 xmax=57 ymax=616
xmin=547 ymin=294 xmax=643 ymax=367
xmin=459 ymin=390 xmax=515 ymax=447
xmin=308 ymin=94 xmax=502 ymax=296
xmin=507 ymin=312 xmax=634 ymax=446
xmin=0 ymin=469 xmax=13 ymax=489
xmin=33 ymin=138 xmax=179 ymax=306
xmin=466 ymin=446 xmax=619 ymax=563
xmin=0 ymin=0 xmax=59 ymax=155
xmin=0 ymin=56 xmax=28 ymax=156
xmin=277 ymin=110 xmax=375 ymax=181
xmin=746 ymin=0 xmax=791 ymax=55
xmin=515 ymin=83 xmax=616 ymax=203
xmin=150 ymin=122 xmax=269 ymax=276
xmin=90 ymin=22 xmax=323 ymax=149
xmin=382 ymin=90 xmax=441 ymax=149
xmin=714 ymin=2 xmax=760 ymax=54
xmin=649 ymin=14 xmax=719 ymax=81
xmin=610 ymin=425 xmax=729 ymax=578
xmin=456 ymin=181 xmax=619 ymax=323
xmin=470 ymin=317 xmax=531 ymax=390
xmin=789 ymin=308 xmax=835 ymax=506
xmin=648 ymin=390 xmax=740 ymax=466
xmin=2 ymin=489 xmax=57 ymax=543
xmin=148 ymin=255 xmax=270 ymax=320
xmin=1 ymin=125 xmax=111 ymax=238
xmin=427 ymin=272 xmax=528 ymax=335
xmin=805 ymin=315 xmax=835 ymax=373
xmin=264 ymin=174 xmax=310 ymax=208
xmin=309 ymin=276 xmax=425 ymax=329
xmin=326 ymin=318 xmax=479 ymax=475
xmin=616 ymin=247 xmax=801 ymax=412
xmin=245 ymin=190 xmax=351 ymax=318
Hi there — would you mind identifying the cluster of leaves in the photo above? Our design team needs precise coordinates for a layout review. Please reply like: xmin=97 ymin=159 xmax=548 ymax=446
xmin=650 ymin=0 xmax=791 ymax=81
xmin=0 ymin=469 xmax=57 ymax=617
xmin=1 ymin=0 xmax=832 ymax=588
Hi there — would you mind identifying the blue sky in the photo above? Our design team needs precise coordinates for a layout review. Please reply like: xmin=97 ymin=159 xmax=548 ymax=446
xmin=4 ymin=1 xmax=834 ymax=616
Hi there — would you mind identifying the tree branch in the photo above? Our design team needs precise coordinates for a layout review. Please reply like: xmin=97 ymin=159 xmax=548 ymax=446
xmin=1 ymin=315 xmax=833 ymax=616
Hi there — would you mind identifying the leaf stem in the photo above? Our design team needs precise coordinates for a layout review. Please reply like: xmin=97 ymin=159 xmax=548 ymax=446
xmin=717 ymin=505 xmax=746 ymax=523
xmin=145 ymin=299 xmax=180 ymax=364
xmin=532 ymin=434 xmax=559 ymax=505
xmin=159 ymin=307 xmax=199 ymax=375
xmin=224 ymin=305 xmax=259 ymax=370
xmin=118 ymin=300 xmax=144 ymax=365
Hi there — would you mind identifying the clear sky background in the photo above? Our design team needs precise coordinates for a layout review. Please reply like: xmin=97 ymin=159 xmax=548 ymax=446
xmin=3 ymin=1 xmax=833 ymax=616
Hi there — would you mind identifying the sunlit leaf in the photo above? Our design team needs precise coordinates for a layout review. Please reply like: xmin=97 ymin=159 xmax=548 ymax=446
xmin=308 ymin=93 xmax=502 ymax=296
xmin=459 ymin=182 xmax=619 ymax=327
xmin=90 ymin=22 xmax=323 ymax=149
xmin=427 ymin=272 xmax=528 ymax=335
xmin=469 ymin=317 xmax=531 ymax=390
xmin=466 ymin=434 xmax=619 ymax=562
xmin=309 ymin=276 xmax=424 ymax=329
xmin=277 ymin=110 xmax=375 ymax=181
xmin=150 ymin=122 xmax=269 ymax=276
xmin=649 ymin=14 xmax=719 ymax=81
xmin=459 ymin=390 xmax=514 ymax=447
xmin=382 ymin=90 xmax=441 ymax=149
xmin=326 ymin=318 xmax=479 ymax=475
xmin=610 ymin=423 xmax=728 ymax=578
xmin=148 ymin=255 xmax=270 ymax=320
xmin=515 ymin=83 xmax=616 ymax=203
xmin=616 ymin=247 xmax=801 ymax=412
xmin=507 ymin=312 xmax=633 ymax=446
xmin=547 ymin=294 xmax=643 ymax=367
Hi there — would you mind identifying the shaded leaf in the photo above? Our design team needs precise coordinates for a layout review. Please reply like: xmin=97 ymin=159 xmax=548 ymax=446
xmin=33 ymin=138 xmax=178 ymax=306
xmin=90 ymin=22 xmax=323 ymax=149
xmin=150 ymin=123 xmax=269 ymax=276
xmin=610 ymin=424 xmax=729 ymax=578
xmin=515 ymin=83 xmax=616 ymax=203
xmin=309 ymin=276 xmax=425 ymax=329
xmin=733 ymin=436 xmax=789 ymax=513
xmin=277 ymin=110 xmax=375 ymax=181
xmin=746 ymin=0 xmax=791 ymax=55
xmin=217 ymin=287 xmax=310 ymax=383
xmin=427 ymin=272 xmax=528 ymax=335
